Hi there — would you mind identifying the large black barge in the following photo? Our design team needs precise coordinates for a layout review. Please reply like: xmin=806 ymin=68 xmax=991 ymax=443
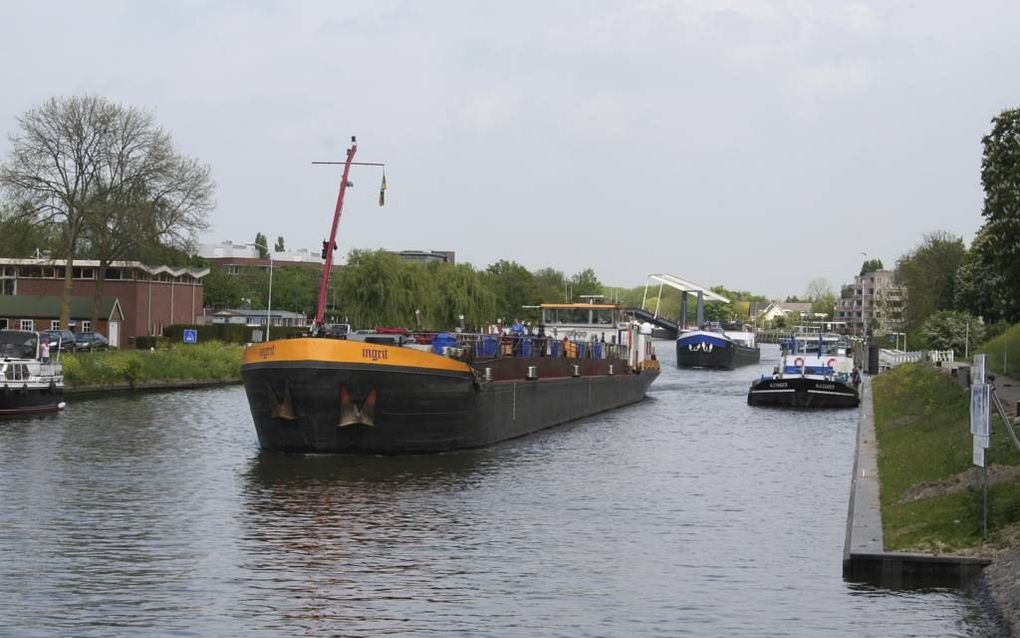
xmin=240 ymin=137 xmax=659 ymax=454
xmin=242 ymin=331 xmax=660 ymax=454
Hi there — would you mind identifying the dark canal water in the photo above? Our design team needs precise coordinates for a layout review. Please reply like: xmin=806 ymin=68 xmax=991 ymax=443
xmin=0 ymin=343 xmax=993 ymax=636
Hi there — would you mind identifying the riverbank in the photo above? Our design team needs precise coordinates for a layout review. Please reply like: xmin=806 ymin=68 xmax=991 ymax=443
xmin=872 ymin=363 xmax=1020 ymax=554
xmin=61 ymin=342 xmax=242 ymax=390
xmin=868 ymin=362 xmax=1020 ymax=633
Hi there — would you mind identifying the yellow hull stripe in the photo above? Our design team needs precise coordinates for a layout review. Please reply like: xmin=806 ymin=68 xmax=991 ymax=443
xmin=241 ymin=338 xmax=473 ymax=374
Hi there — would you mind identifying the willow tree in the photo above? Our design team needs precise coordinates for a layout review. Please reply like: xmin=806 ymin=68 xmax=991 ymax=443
xmin=0 ymin=95 xmax=213 ymax=329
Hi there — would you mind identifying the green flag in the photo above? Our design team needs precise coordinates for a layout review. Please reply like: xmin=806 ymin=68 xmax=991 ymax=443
xmin=378 ymin=171 xmax=387 ymax=206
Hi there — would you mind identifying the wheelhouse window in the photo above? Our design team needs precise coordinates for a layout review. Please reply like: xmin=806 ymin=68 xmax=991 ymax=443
xmin=20 ymin=319 xmax=33 ymax=331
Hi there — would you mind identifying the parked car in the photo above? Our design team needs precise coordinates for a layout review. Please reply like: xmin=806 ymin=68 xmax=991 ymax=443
xmin=74 ymin=331 xmax=109 ymax=351
xmin=40 ymin=329 xmax=77 ymax=353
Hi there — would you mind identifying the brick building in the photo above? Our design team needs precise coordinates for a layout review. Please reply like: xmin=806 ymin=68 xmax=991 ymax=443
xmin=0 ymin=258 xmax=209 ymax=347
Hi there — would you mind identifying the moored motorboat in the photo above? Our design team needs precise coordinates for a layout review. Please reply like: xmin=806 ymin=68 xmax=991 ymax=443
xmin=240 ymin=138 xmax=660 ymax=453
xmin=747 ymin=333 xmax=859 ymax=408
xmin=676 ymin=322 xmax=760 ymax=369
xmin=0 ymin=330 xmax=65 ymax=416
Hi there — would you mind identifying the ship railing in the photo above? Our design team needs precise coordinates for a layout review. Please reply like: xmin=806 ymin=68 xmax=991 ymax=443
xmin=413 ymin=332 xmax=629 ymax=362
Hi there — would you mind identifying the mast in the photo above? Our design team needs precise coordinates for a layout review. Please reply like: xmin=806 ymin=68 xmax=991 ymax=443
xmin=314 ymin=137 xmax=358 ymax=329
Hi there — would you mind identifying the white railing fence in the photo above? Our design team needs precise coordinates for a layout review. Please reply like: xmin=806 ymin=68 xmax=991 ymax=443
xmin=879 ymin=349 xmax=955 ymax=369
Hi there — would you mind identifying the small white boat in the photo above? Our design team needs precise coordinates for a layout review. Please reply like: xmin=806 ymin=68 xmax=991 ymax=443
xmin=0 ymin=330 xmax=65 ymax=416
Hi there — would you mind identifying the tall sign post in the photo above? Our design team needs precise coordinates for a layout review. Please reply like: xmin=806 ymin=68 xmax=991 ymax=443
xmin=970 ymin=354 xmax=990 ymax=537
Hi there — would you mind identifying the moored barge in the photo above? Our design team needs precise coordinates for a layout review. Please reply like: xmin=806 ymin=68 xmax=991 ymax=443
xmin=240 ymin=138 xmax=660 ymax=453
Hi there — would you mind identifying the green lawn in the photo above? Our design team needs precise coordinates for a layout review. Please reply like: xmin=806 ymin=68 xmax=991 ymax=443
xmin=62 ymin=341 xmax=242 ymax=387
xmin=977 ymin=323 xmax=1020 ymax=379
xmin=873 ymin=363 xmax=1020 ymax=552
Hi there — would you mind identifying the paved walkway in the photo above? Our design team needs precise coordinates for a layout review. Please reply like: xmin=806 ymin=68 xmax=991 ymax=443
xmin=992 ymin=373 xmax=1020 ymax=420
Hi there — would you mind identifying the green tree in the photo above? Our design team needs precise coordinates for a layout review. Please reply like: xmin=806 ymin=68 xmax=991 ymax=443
xmin=533 ymin=267 xmax=567 ymax=303
xmin=0 ymin=207 xmax=59 ymax=257
xmin=253 ymin=233 xmax=269 ymax=258
xmin=202 ymin=266 xmax=247 ymax=310
xmin=569 ymin=268 xmax=602 ymax=299
xmin=274 ymin=236 xmax=285 ymax=252
xmin=954 ymin=233 xmax=1015 ymax=322
xmin=260 ymin=266 xmax=318 ymax=316
xmin=484 ymin=260 xmax=538 ymax=322
xmin=976 ymin=108 xmax=1020 ymax=322
xmin=918 ymin=311 xmax=985 ymax=354
xmin=860 ymin=259 xmax=884 ymax=276
xmin=895 ymin=231 xmax=966 ymax=334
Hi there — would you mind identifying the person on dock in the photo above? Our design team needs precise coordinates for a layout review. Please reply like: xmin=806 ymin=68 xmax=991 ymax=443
xmin=40 ymin=338 xmax=50 ymax=364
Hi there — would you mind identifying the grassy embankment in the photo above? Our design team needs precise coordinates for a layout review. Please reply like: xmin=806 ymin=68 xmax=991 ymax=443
xmin=873 ymin=362 xmax=1020 ymax=553
xmin=976 ymin=322 xmax=1020 ymax=379
xmin=61 ymin=342 xmax=243 ymax=388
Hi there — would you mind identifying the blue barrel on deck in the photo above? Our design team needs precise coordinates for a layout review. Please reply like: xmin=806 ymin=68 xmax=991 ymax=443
xmin=478 ymin=334 xmax=499 ymax=357
xmin=432 ymin=332 xmax=458 ymax=354
xmin=593 ymin=343 xmax=603 ymax=359
xmin=520 ymin=338 xmax=533 ymax=357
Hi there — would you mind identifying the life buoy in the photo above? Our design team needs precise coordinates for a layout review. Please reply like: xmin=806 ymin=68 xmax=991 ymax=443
xmin=794 ymin=357 xmax=805 ymax=367
xmin=826 ymin=358 xmax=837 ymax=368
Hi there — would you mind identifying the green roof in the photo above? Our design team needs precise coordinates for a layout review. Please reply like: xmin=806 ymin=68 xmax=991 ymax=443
xmin=0 ymin=296 xmax=121 ymax=320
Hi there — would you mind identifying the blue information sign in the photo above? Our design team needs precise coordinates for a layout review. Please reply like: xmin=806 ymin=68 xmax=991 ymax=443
xmin=183 ymin=329 xmax=198 ymax=344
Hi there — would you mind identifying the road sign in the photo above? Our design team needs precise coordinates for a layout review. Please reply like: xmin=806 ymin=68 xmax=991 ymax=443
xmin=973 ymin=438 xmax=985 ymax=467
xmin=183 ymin=329 xmax=198 ymax=344
xmin=971 ymin=384 xmax=990 ymax=437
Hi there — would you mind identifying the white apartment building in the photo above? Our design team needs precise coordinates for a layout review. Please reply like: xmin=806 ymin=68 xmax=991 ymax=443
xmin=833 ymin=270 xmax=904 ymax=335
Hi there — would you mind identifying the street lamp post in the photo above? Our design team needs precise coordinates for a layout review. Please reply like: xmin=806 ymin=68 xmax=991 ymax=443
xmin=248 ymin=242 xmax=273 ymax=342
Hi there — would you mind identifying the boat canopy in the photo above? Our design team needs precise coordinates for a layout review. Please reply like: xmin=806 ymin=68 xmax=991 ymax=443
xmin=0 ymin=330 xmax=38 ymax=359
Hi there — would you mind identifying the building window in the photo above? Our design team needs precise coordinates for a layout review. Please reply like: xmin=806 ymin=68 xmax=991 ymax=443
xmin=73 ymin=267 xmax=95 ymax=280
xmin=51 ymin=320 xmax=60 ymax=330
xmin=0 ymin=319 xmax=7 ymax=330
xmin=0 ymin=277 xmax=13 ymax=296
xmin=81 ymin=320 xmax=91 ymax=332
xmin=18 ymin=266 xmax=42 ymax=278
xmin=226 ymin=265 xmax=241 ymax=276
xmin=20 ymin=319 xmax=33 ymax=331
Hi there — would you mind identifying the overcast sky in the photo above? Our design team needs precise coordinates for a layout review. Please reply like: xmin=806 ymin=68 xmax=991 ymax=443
xmin=1 ymin=1 xmax=1016 ymax=297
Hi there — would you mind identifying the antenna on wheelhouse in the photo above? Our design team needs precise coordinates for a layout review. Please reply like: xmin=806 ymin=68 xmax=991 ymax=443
xmin=310 ymin=136 xmax=386 ymax=332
